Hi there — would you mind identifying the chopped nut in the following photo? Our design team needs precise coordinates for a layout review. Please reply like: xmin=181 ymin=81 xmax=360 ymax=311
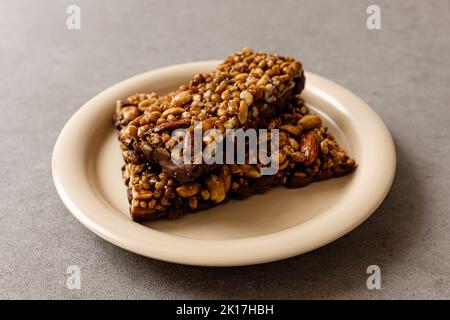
xmin=294 ymin=171 xmax=307 ymax=178
xmin=289 ymin=138 xmax=300 ymax=150
xmin=137 ymin=125 xmax=149 ymax=138
xmin=155 ymin=181 xmax=165 ymax=190
xmin=148 ymin=199 xmax=156 ymax=209
xmin=240 ymin=164 xmax=261 ymax=179
xmin=120 ymin=106 xmax=140 ymax=124
xmin=123 ymin=125 xmax=138 ymax=138
xmin=299 ymin=115 xmax=322 ymax=131
xmin=280 ymin=124 xmax=302 ymax=137
xmin=224 ymin=117 xmax=238 ymax=129
xmin=171 ymin=91 xmax=192 ymax=107
xmin=291 ymin=152 xmax=305 ymax=162
xmin=320 ymin=140 xmax=329 ymax=154
xmin=257 ymin=75 xmax=270 ymax=87
xmin=240 ymin=90 xmax=254 ymax=106
xmin=123 ymin=150 xmax=139 ymax=164
xmin=201 ymin=118 xmax=218 ymax=131
xmin=189 ymin=196 xmax=198 ymax=209
xmin=235 ymin=73 xmax=249 ymax=81
xmin=346 ymin=158 xmax=356 ymax=167
xmin=132 ymin=188 xmax=153 ymax=200
xmin=229 ymin=164 xmax=243 ymax=175
xmin=152 ymin=120 xmax=189 ymax=133
xmin=137 ymin=99 xmax=153 ymax=111
xmin=200 ymin=189 xmax=210 ymax=201
xmin=231 ymin=182 xmax=240 ymax=192
xmin=205 ymin=174 xmax=226 ymax=203
xmin=219 ymin=165 xmax=232 ymax=193
xmin=130 ymin=164 xmax=145 ymax=174
xmin=162 ymin=107 xmax=187 ymax=118
xmin=175 ymin=182 xmax=202 ymax=198
xmin=278 ymin=160 xmax=290 ymax=170
xmin=238 ymin=101 xmax=248 ymax=124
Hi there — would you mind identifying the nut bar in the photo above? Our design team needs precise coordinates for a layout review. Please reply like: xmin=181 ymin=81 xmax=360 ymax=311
xmin=116 ymin=48 xmax=305 ymax=182
xmin=121 ymin=97 xmax=356 ymax=221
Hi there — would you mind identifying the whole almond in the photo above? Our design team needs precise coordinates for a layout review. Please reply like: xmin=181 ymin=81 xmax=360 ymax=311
xmin=300 ymin=131 xmax=320 ymax=167
xmin=152 ymin=120 xmax=189 ymax=133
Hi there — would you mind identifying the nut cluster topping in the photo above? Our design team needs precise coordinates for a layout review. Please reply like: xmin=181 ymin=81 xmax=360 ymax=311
xmin=121 ymin=93 xmax=356 ymax=220
xmin=114 ymin=49 xmax=356 ymax=221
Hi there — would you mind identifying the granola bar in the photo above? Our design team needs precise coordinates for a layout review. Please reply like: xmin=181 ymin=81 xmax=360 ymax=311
xmin=121 ymin=97 xmax=356 ymax=221
xmin=116 ymin=48 xmax=305 ymax=182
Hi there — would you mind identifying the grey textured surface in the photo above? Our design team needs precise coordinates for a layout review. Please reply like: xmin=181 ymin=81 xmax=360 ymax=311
xmin=1 ymin=0 xmax=449 ymax=299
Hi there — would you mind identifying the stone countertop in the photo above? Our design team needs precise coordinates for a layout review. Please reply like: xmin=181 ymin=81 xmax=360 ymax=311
xmin=1 ymin=0 xmax=449 ymax=299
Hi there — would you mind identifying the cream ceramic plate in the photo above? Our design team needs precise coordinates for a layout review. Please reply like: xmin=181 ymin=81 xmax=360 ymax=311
xmin=52 ymin=61 xmax=396 ymax=266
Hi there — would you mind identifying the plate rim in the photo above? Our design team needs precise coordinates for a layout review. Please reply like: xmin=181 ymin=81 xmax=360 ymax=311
xmin=52 ymin=60 xmax=396 ymax=266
